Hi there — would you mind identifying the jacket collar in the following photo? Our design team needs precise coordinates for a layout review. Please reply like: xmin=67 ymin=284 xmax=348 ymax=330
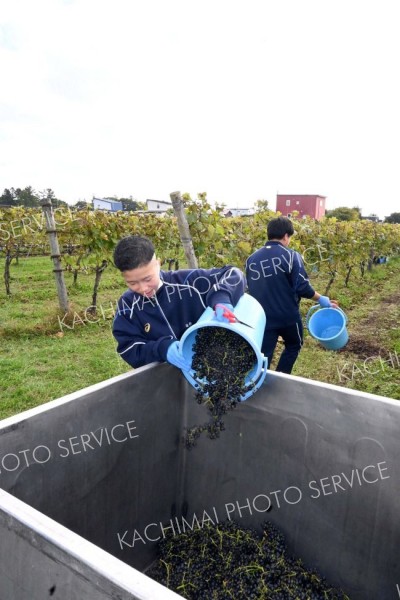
xmin=265 ymin=240 xmax=285 ymax=247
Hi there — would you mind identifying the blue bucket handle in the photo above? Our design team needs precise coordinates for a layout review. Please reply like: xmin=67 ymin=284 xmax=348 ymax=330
xmin=305 ymin=304 xmax=348 ymax=329
xmin=305 ymin=304 xmax=320 ymax=329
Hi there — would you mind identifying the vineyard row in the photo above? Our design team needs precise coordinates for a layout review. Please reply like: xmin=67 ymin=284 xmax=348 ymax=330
xmin=1 ymin=200 xmax=400 ymax=301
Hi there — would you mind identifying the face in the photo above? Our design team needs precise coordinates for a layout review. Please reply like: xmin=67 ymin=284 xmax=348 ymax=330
xmin=122 ymin=257 xmax=161 ymax=297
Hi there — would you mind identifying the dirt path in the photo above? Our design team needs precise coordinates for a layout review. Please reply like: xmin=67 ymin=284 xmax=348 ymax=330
xmin=339 ymin=288 xmax=400 ymax=360
xmin=291 ymin=261 xmax=400 ymax=399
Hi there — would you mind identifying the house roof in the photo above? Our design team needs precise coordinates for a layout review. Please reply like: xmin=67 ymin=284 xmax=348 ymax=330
xmin=146 ymin=199 xmax=172 ymax=206
xmin=277 ymin=194 xmax=326 ymax=198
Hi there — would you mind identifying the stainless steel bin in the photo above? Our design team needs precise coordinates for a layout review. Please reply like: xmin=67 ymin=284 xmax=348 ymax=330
xmin=1 ymin=364 xmax=399 ymax=599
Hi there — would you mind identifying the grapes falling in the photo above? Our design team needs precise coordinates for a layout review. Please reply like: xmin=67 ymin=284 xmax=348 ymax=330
xmin=184 ymin=327 xmax=256 ymax=448
xmin=147 ymin=519 xmax=351 ymax=599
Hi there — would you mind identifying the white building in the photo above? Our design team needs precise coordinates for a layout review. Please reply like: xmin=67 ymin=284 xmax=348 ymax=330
xmin=224 ymin=207 xmax=255 ymax=217
xmin=146 ymin=199 xmax=172 ymax=213
xmin=93 ymin=198 xmax=123 ymax=212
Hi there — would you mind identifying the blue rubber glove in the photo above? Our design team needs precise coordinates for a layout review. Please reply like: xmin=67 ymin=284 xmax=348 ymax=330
xmin=318 ymin=296 xmax=331 ymax=308
xmin=166 ymin=341 xmax=191 ymax=371
xmin=214 ymin=303 xmax=235 ymax=323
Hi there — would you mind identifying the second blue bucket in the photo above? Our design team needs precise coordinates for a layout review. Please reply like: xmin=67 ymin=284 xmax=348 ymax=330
xmin=179 ymin=294 xmax=268 ymax=401
xmin=306 ymin=305 xmax=349 ymax=351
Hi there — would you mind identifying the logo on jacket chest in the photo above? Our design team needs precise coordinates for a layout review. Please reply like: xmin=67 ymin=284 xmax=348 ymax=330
xmin=142 ymin=321 xmax=192 ymax=334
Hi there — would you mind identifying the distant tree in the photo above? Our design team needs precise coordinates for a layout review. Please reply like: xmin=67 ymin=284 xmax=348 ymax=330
xmin=385 ymin=212 xmax=400 ymax=224
xmin=0 ymin=188 xmax=17 ymax=206
xmin=0 ymin=186 xmax=67 ymax=208
xmin=39 ymin=188 xmax=67 ymax=208
xmin=39 ymin=188 xmax=55 ymax=201
xmin=255 ymin=199 xmax=269 ymax=212
xmin=14 ymin=186 xmax=40 ymax=207
xmin=73 ymin=200 xmax=92 ymax=210
xmin=119 ymin=198 xmax=141 ymax=211
xmin=133 ymin=200 xmax=147 ymax=210
xmin=325 ymin=206 xmax=361 ymax=221
xmin=214 ymin=201 xmax=226 ymax=214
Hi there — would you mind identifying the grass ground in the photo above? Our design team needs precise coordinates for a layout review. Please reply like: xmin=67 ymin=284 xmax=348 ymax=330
xmin=293 ymin=258 xmax=400 ymax=399
xmin=0 ymin=255 xmax=399 ymax=420
xmin=0 ymin=256 xmax=131 ymax=419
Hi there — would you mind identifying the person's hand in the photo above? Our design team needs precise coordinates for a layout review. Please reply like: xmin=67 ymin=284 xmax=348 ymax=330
xmin=166 ymin=341 xmax=191 ymax=371
xmin=330 ymin=299 xmax=339 ymax=308
xmin=318 ymin=296 xmax=332 ymax=308
xmin=214 ymin=303 xmax=235 ymax=323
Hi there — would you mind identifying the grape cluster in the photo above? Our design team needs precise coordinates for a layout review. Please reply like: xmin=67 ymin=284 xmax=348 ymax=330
xmin=183 ymin=327 xmax=256 ymax=448
xmin=147 ymin=519 xmax=351 ymax=600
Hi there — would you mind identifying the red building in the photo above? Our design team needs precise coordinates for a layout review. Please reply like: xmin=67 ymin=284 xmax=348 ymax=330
xmin=276 ymin=194 xmax=326 ymax=220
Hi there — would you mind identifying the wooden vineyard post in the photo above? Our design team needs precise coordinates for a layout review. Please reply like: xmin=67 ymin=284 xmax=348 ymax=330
xmin=41 ymin=198 xmax=69 ymax=313
xmin=170 ymin=190 xmax=198 ymax=269
xmin=367 ymin=246 xmax=374 ymax=272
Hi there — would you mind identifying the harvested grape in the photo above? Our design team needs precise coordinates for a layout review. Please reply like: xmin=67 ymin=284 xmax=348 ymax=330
xmin=184 ymin=327 xmax=256 ymax=448
xmin=147 ymin=519 xmax=351 ymax=600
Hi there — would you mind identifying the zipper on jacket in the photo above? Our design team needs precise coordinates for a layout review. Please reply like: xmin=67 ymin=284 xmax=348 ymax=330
xmin=154 ymin=295 xmax=178 ymax=340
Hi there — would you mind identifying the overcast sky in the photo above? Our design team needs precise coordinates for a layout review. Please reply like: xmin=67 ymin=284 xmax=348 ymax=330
xmin=1 ymin=0 xmax=399 ymax=218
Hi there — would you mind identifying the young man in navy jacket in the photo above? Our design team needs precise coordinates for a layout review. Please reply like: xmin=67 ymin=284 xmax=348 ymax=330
xmin=112 ymin=235 xmax=246 ymax=370
xmin=246 ymin=217 xmax=338 ymax=374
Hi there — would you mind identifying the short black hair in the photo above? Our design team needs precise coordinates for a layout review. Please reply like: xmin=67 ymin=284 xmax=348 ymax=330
xmin=267 ymin=216 xmax=295 ymax=240
xmin=113 ymin=235 xmax=155 ymax=271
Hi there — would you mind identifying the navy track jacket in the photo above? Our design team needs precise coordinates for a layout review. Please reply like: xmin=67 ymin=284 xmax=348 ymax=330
xmin=113 ymin=266 xmax=246 ymax=368
xmin=245 ymin=241 xmax=315 ymax=328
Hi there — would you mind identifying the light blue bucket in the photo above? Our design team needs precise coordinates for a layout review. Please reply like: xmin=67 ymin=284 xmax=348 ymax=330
xmin=306 ymin=305 xmax=349 ymax=351
xmin=179 ymin=294 xmax=268 ymax=401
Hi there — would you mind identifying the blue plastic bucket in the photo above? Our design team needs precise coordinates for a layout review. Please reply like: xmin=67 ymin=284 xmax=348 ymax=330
xmin=179 ymin=294 xmax=268 ymax=401
xmin=306 ymin=305 xmax=349 ymax=351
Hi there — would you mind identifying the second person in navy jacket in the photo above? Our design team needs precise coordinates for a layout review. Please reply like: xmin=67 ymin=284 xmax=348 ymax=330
xmin=246 ymin=216 xmax=338 ymax=374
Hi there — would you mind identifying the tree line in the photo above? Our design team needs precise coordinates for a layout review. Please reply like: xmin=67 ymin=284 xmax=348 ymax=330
xmin=326 ymin=206 xmax=400 ymax=223
xmin=1 ymin=197 xmax=400 ymax=311
xmin=0 ymin=187 xmax=146 ymax=212
xmin=0 ymin=187 xmax=67 ymax=208
xmin=1 ymin=187 xmax=399 ymax=223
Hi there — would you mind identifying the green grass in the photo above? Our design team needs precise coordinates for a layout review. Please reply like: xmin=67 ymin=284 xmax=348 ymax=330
xmin=0 ymin=256 xmax=131 ymax=419
xmin=291 ymin=258 xmax=400 ymax=399
xmin=1 ymin=255 xmax=399 ymax=420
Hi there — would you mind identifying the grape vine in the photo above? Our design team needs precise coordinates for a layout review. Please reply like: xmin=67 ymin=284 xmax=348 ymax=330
xmin=1 ymin=199 xmax=400 ymax=301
